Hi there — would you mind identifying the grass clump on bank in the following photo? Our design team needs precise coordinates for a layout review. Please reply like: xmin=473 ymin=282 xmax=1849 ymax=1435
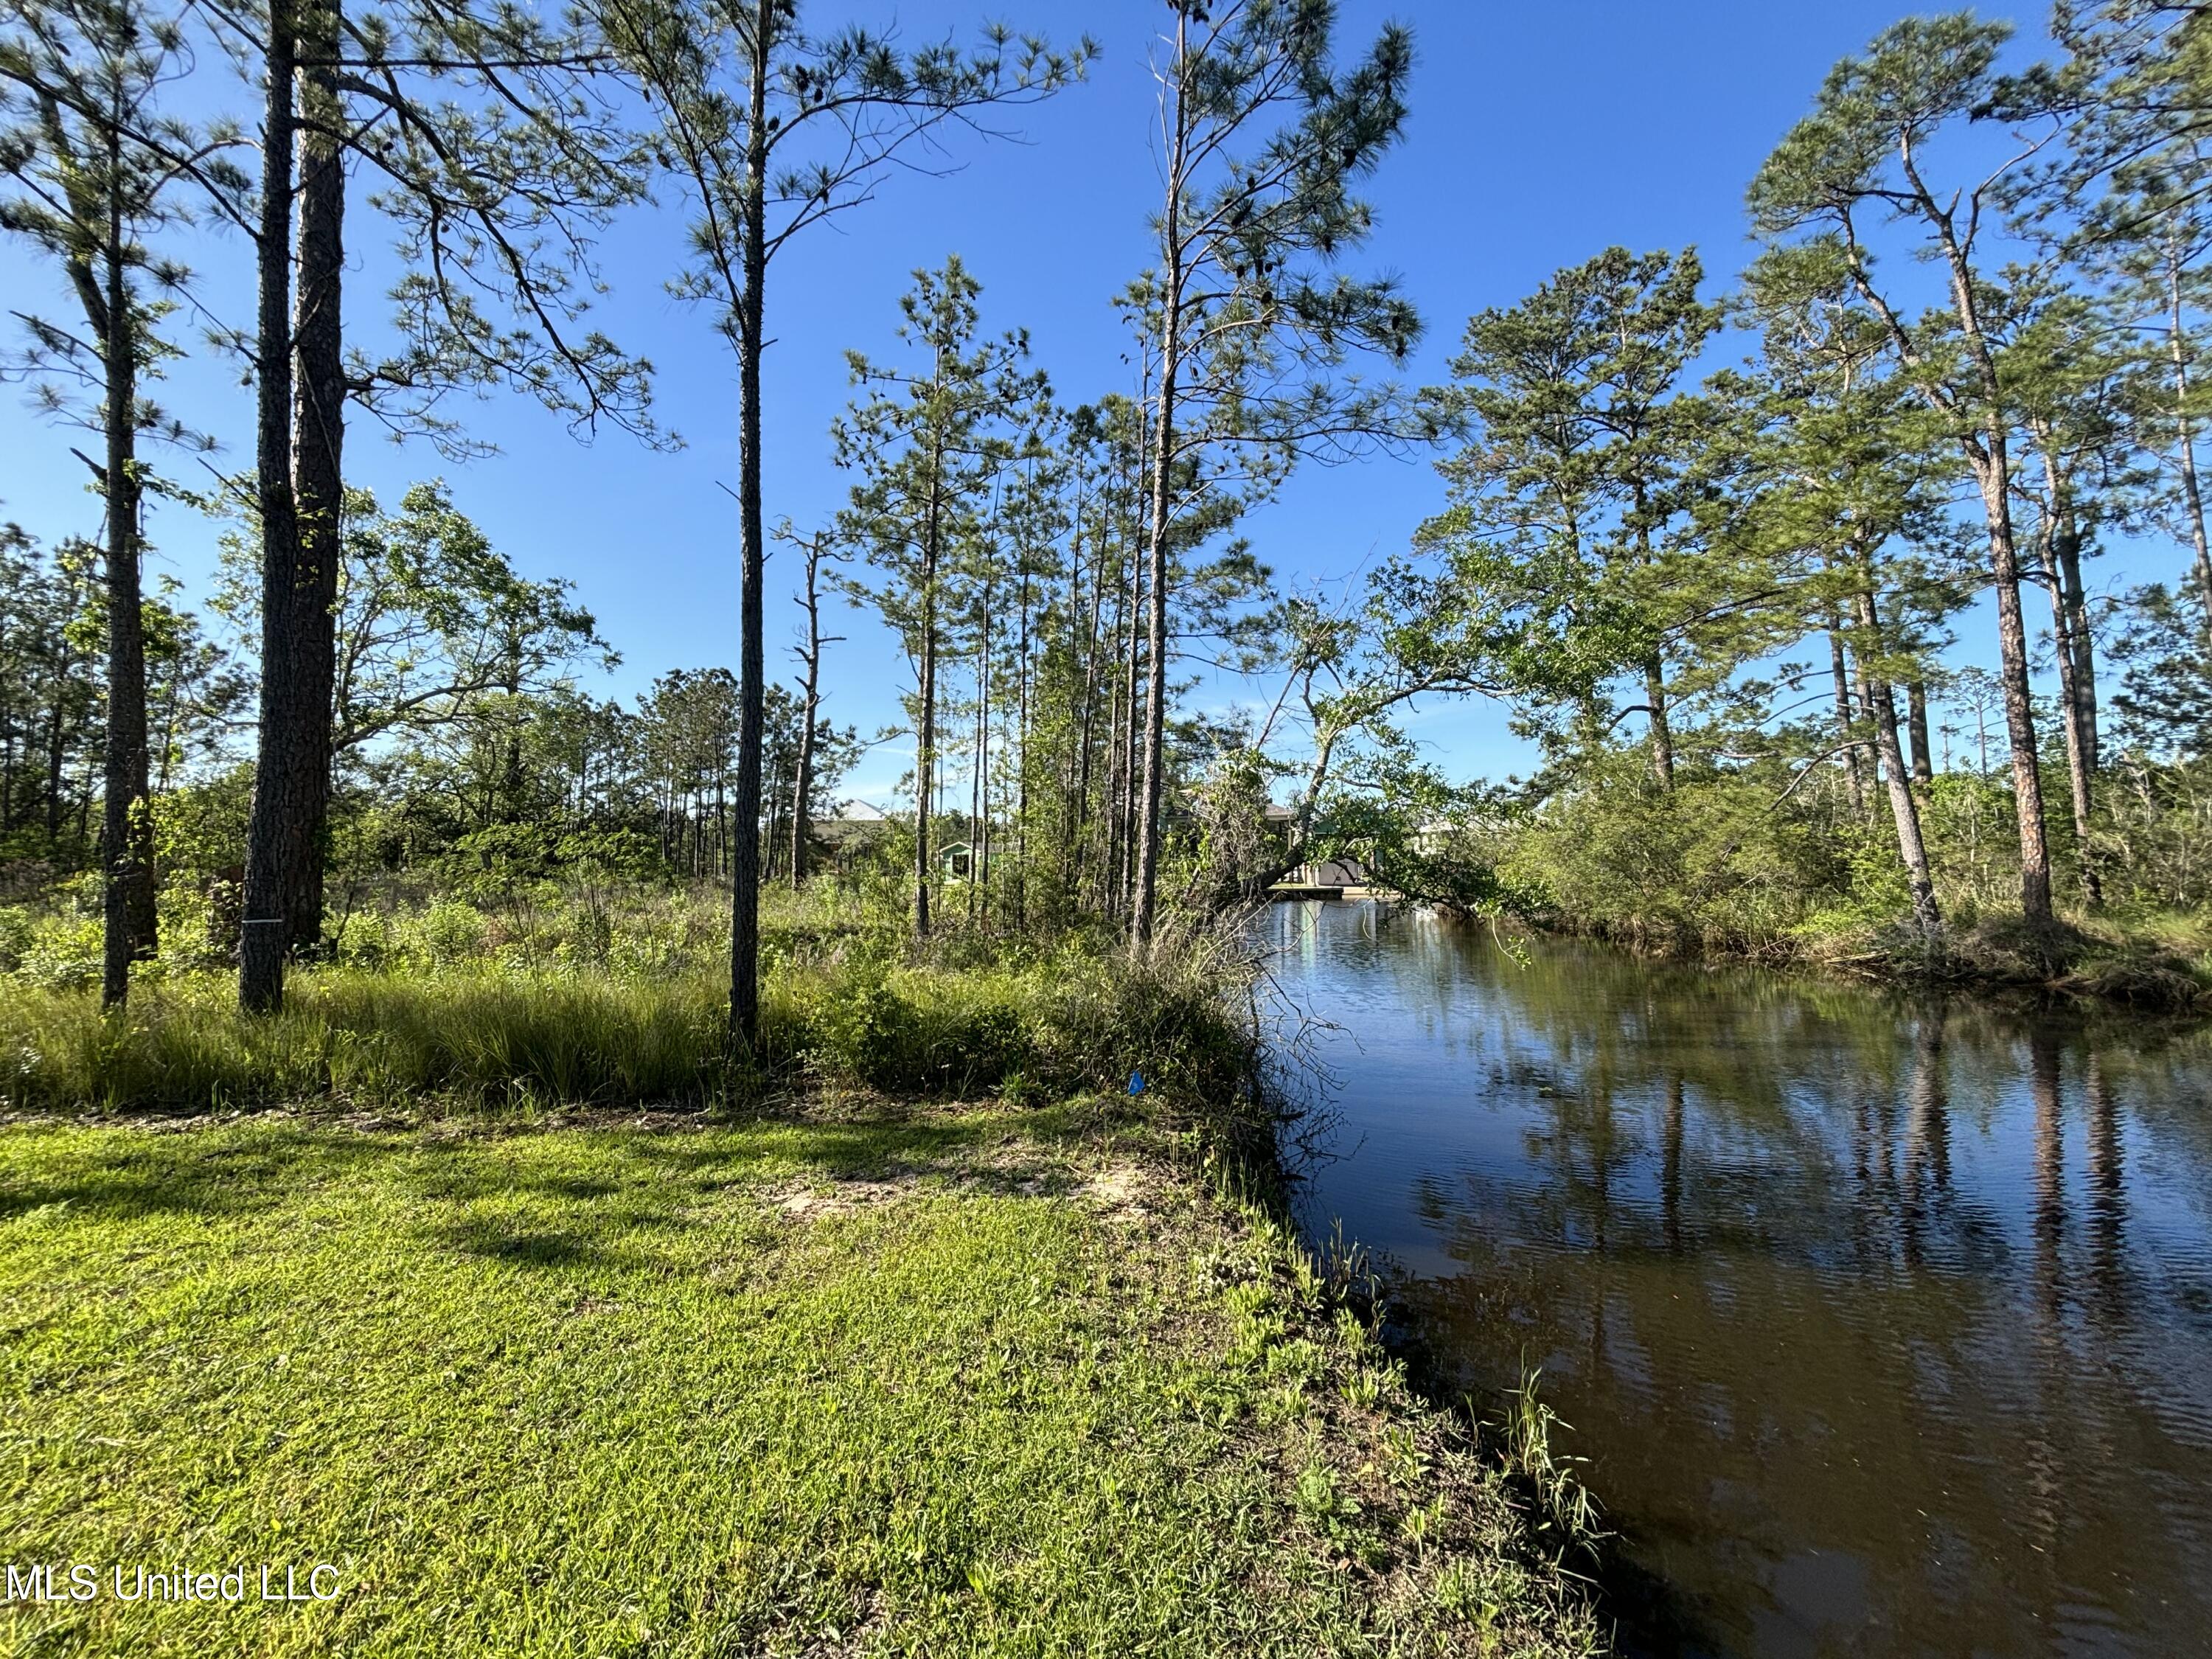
xmin=0 ymin=1105 xmax=1601 ymax=1658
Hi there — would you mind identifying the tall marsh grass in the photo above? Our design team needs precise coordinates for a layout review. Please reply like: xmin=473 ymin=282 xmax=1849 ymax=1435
xmin=1 ymin=969 xmax=728 ymax=1113
xmin=0 ymin=919 xmax=1263 ymax=1117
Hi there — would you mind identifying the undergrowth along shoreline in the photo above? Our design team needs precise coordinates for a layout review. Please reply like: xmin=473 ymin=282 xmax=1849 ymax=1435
xmin=1478 ymin=902 xmax=2212 ymax=1018
xmin=0 ymin=944 xmax=1270 ymax=1124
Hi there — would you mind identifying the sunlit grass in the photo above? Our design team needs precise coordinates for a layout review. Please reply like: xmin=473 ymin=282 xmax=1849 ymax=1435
xmin=0 ymin=1109 xmax=1599 ymax=1658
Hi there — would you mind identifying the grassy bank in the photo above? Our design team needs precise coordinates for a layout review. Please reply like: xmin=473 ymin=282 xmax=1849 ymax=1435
xmin=0 ymin=898 xmax=1600 ymax=1654
xmin=1801 ymin=908 xmax=2212 ymax=1011
xmin=0 ymin=1101 xmax=1600 ymax=1657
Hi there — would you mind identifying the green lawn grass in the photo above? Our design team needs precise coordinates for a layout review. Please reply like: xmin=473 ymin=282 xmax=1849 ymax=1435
xmin=0 ymin=1102 xmax=1596 ymax=1658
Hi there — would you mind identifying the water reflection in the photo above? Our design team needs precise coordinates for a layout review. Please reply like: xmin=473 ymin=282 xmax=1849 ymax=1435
xmin=1266 ymin=900 xmax=2212 ymax=1659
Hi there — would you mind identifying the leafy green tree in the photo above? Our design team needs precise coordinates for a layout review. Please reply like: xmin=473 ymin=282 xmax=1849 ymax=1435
xmin=1750 ymin=13 xmax=2064 ymax=925
xmin=1416 ymin=246 xmax=1723 ymax=786
xmin=333 ymin=484 xmax=612 ymax=759
xmin=1725 ymin=240 xmax=1965 ymax=939
xmin=636 ymin=667 xmax=737 ymax=874
xmin=0 ymin=527 xmax=98 ymax=854
xmin=832 ymin=257 xmax=1040 ymax=938
xmin=599 ymin=0 xmax=1089 ymax=1048
xmin=2014 ymin=2 xmax=2212 ymax=644
xmin=1125 ymin=0 xmax=1422 ymax=948
xmin=2110 ymin=580 xmax=2212 ymax=758
xmin=2100 ymin=198 xmax=2212 ymax=644
xmin=215 ymin=480 xmax=613 ymax=762
xmin=0 ymin=0 xmax=246 ymax=1003
xmin=143 ymin=577 xmax=251 ymax=796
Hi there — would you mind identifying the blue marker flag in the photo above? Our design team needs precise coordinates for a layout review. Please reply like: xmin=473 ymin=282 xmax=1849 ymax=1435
xmin=1127 ymin=1070 xmax=1145 ymax=1096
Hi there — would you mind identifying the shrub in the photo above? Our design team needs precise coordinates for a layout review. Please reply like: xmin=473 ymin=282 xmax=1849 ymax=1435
xmin=414 ymin=900 xmax=488 ymax=966
xmin=15 ymin=913 xmax=102 ymax=992
xmin=0 ymin=905 xmax=34 ymax=974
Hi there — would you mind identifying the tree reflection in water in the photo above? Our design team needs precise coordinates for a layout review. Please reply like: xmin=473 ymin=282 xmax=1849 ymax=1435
xmin=1264 ymin=900 xmax=2212 ymax=1659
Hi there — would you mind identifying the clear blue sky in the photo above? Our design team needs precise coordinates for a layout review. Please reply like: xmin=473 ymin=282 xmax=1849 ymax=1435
xmin=4 ymin=1 xmax=2131 ymax=806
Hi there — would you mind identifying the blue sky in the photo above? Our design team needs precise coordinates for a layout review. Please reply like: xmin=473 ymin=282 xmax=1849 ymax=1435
xmin=4 ymin=0 xmax=2143 ymax=807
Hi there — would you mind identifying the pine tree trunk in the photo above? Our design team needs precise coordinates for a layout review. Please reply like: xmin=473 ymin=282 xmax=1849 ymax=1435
xmin=1119 ymin=511 xmax=1144 ymax=922
xmin=1131 ymin=48 xmax=1188 ymax=953
xmin=2034 ymin=428 xmax=2101 ymax=862
xmin=1891 ymin=206 xmax=2053 ymax=925
xmin=1907 ymin=681 xmax=1934 ymax=783
xmin=2053 ymin=512 xmax=2098 ymax=773
xmin=975 ymin=593 xmax=990 ymax=925
xmin=1643 ymin=658 xmax=1674 ymax=788
xmin=1632 ymin=496 xmax=1674 ymax=790
xmin=1133 ymin=355 xmax=1175 ymax=947
xmin=1113 ymin=520 xmax=1139 ymax=920
xmin=44 ymin=612 xmax=76 ymax=847
xmin=1855 ymin=588 xmax=1941 ymax=942
xmin=759 ymin=755 xmax=780 ymax=883
xmin=240 ymin=0 xmax=302 ymax=1013
xmin=98 ymin=217 xmax=154 ymax=1009
xmin=2168 ymin=247 xmax=2212 ymax=646
xmin=1015 ymin=548 xmax=1030 ymax=933
xmin=726 ymin=24 xmax=770 ymax=1054
xmin=914 ymin=459 xmax=942 ymax=940
xmin=2039 ymin=554 xmax=2104 ymax=908
xmin=2186 ymin=427 xmax=2212 ymax=642
xmin=1974 ymin=453 xmax=2055 ymax=925
xmin=1070 ymin=498 xmax=1106 ymax=895
xmin=791 ymin=536 xmax=824 ymax=890
xmin=287 ymin=0 xmax=345 ymax=956
xmin=792 ymin=685 xmax=817 ymax=891
xmin=1830 ymin=621 xmax=1865 ymax=816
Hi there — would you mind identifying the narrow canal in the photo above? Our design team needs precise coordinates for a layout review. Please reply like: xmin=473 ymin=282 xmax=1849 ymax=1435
xmin=1265 ymin=899 xmax=2212 ymax=1658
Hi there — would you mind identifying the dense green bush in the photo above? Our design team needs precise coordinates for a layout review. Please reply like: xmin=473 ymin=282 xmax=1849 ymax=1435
xmin=0 ymin=875 xmax=104 ymax=991
xmin=1496 ymin=754 xmax=1848 ymax=950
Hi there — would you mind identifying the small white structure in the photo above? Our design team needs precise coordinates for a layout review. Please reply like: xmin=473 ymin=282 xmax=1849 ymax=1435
xmin=1290 ymin=857 xmax=1366 ymax=890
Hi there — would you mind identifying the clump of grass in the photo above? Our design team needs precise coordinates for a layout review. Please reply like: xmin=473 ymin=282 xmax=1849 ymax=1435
xmin=1496 ymin=1368 xmax=1604 ymax=1556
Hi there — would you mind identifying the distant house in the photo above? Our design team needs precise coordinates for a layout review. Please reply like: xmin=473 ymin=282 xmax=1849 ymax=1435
xmin=1286 ymin=856 xmax=1366 ymax=891
xmin=939 ymin=841 xmax=974 ymax=880
xmin=1259 ymin=799 xmax=1368 ymax=892
xmin=814 ymin=800 xmax=893 ymax=849
xmin=808 ymin=801 xmax=895 ymax=877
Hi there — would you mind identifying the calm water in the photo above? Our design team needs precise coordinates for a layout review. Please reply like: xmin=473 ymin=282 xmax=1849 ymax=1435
xmin=1264 ymin=900 xmax=2212 ymax=1659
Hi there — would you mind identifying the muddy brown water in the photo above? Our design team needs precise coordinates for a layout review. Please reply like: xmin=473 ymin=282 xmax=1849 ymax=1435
xmin=1264 ymin=900 xmax=2212 ymax=1658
